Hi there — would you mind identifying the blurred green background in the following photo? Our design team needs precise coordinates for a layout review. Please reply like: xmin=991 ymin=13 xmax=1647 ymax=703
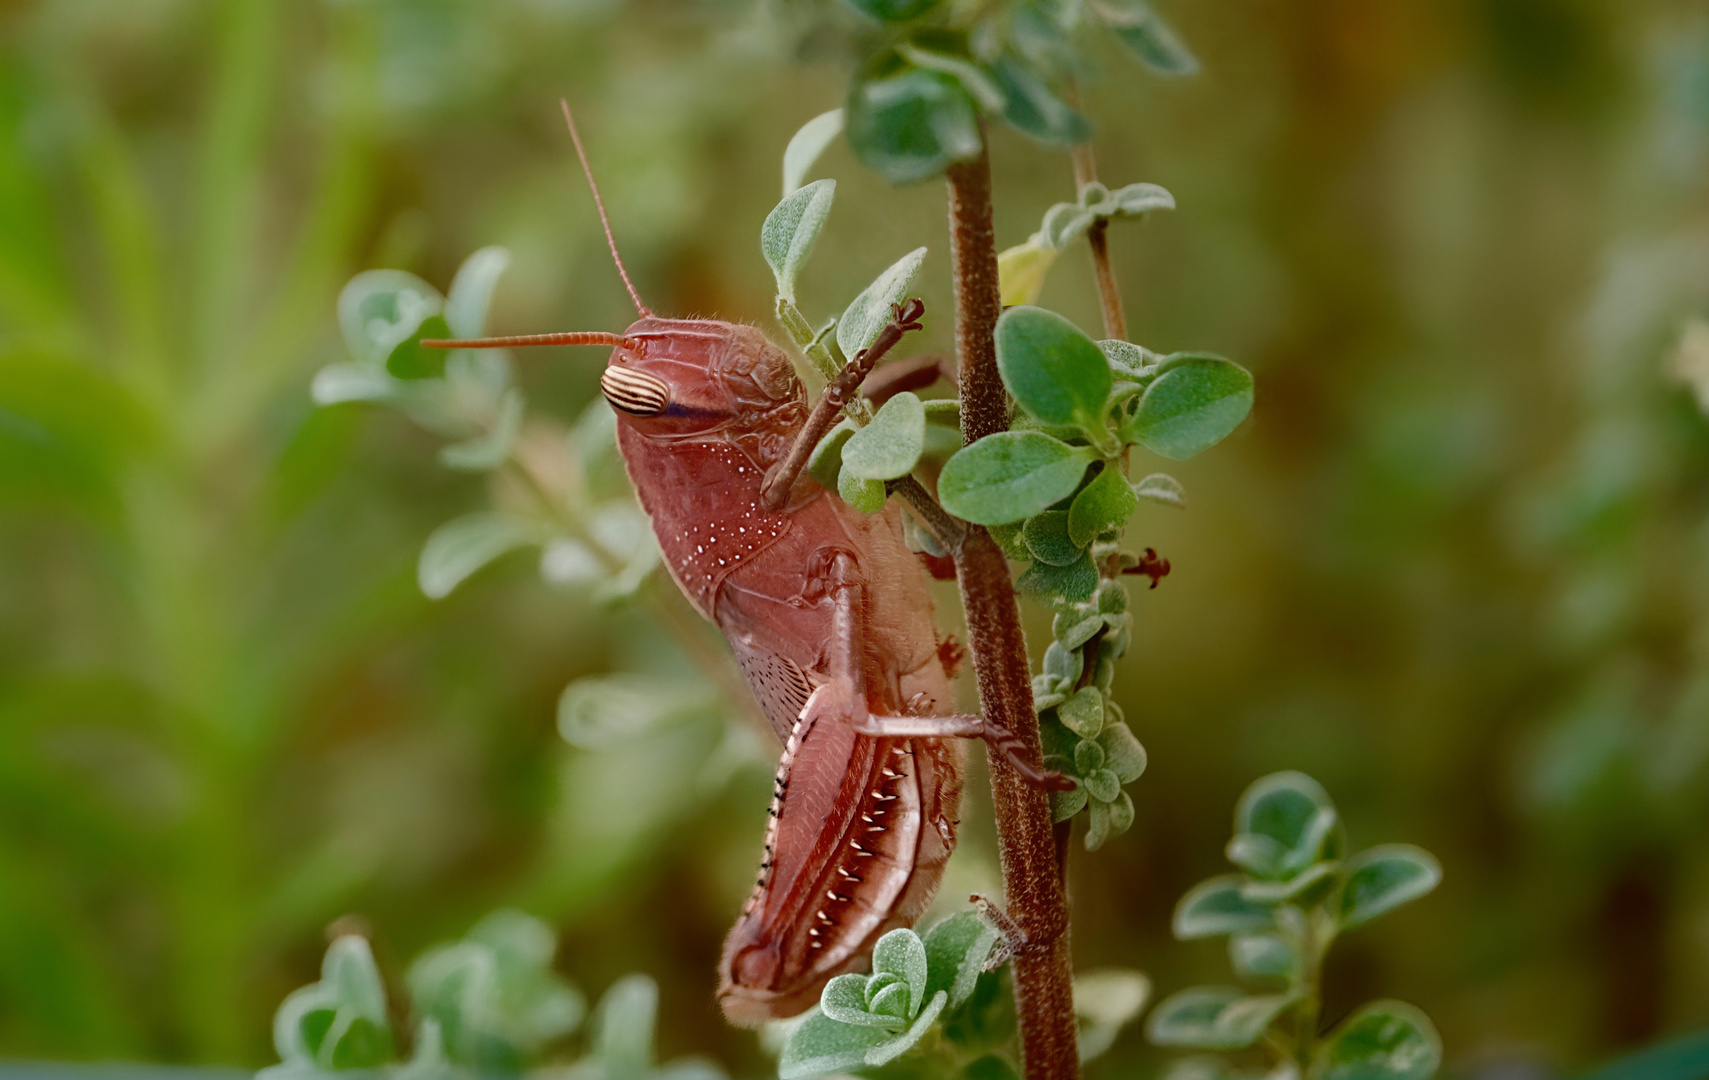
xmin=3 ymin=0 xmax=1709 ymax=1075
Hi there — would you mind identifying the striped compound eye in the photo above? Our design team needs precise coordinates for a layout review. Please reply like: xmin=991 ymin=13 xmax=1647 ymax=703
xmin=600 ymin=366 xmax=671 ymax=416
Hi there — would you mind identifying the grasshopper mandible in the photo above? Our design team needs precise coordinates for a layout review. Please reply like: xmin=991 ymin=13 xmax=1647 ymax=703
xmin=427 ymin=103 xmax=1066 ymax=1025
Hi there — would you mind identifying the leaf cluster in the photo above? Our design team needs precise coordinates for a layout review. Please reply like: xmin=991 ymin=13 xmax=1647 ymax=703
xmin=260 ymin=912 xmax=723 ymax=1080
xmin=791 ymin=0 xmax=1199 ymax=184
xmin=1147 ymin=773 xmax=1444 ymax=1080
xmin=321 ymin=249 xmax=658 ymax=605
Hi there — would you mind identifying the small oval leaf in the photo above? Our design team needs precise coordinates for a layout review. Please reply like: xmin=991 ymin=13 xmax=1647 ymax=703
xmin=1309 ymin=1000 xmax=1442 ymax=1080
xmin=843 ymin=392 xmax=926 ymax=480
xmin=1068 ymin=464 xmax=1139 ymax=546
xmin=1173 ymin=875 xmax=1275 ymax=939
xmin=939 ymin=432 xmax=1094 ymax=525
xmin=418 ymin=513 xmax=543 ymax=600
xmin=783 ymin=109 xmax=844 ymax=195
xmin=1338 ymin=845 xmax=1442 ymax=929
xmin=1124 ymin=355 xmax=1253 ymax=459
xmin=847 ymin=59 xmax=983 ymax=185
xmin=762 ymin=179 xmax=837 ymax=302
xmin=839 ymin=247 xmax=927 ymax=359
xmin=996 ymin=306 xmax=1113 ymax=432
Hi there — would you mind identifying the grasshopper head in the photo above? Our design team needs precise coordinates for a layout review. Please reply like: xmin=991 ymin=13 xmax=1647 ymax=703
xmin=599 ymin=318 xmax=802 ymax=439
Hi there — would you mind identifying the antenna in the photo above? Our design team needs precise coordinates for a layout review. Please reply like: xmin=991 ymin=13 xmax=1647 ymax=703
xmin=423 ymin=331 xmax=642 ymax=351
xmin=561 ymin=100 xmax=653 ymax=319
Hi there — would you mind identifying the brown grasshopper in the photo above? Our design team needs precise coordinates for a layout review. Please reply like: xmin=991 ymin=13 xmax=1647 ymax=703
xmin=427 ymin=103 xmax=1064 ymax=1026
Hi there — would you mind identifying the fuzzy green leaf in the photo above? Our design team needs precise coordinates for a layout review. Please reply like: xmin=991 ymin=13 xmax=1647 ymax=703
xmin=1098 ymin=721 xmax=1147 ymax=783
xmin=1017 ymin=550 xmax=1100 ymax=603
xmin=839 ymin=468 xmax=888 ymax=513
xmin=338 ymin=269 xmax=443 ymax=366
xmin=1085 ymin=790 xmax=1134 ymax=849
xmin=1053 ymin=612 xmax=1106 ymax=651
xmin=839 ymin=247 xmax=928 ymax=359
xmin=923 ymin=913 xmax=1000 ymax=1010
xmin=872 ymin=928 xmax=930 ymax=1018
xmin=1173 ymin=875 xmax=1275 ymax=939
xmin=847 ymin=58 xmax=982 ymax=184
xmin=1112 ymin=182 xmax=1176 ymax=216
xmin=1133 ymin=472 xmax=1187 ymax=508
xmin=809 ymin=420 xmax=857 ymax=491
xmin=1059 ymin=686 xmax=1105 ymax=738
xmin=996 ymin=306 xmax=1113 ymax=433
xmin=843 ymin=391 xmax=926 ymax=480
xmin=779 ymin=1007 xmax=892 ymax=1078
xmin=1230 ymin=771 xmax=1342 ymax=879
xmin=418 ymin=512 xmax=544 ymax=600
xmin=1023 ymin=510 xmax=1086 ymax=566
xmin=783 ymin=110 xmax=844 ymax=195
xmin=1094 ymin=0 xmax=1200 ymax=76
xmin=1075 ymin=969 xmax=1151 ymax=1062
xmin=822 ymin=974 xmax=900 ymax=1029
xmin=1309 ymin=1001 xmax=1442 ymax=1080
xmin=1068 ymin=464 xmax=1139 ymax=546
xmin=993 ymin=56 xmax=1091 ymax=146
xmin=1145 ymin=987 xmax=1295 ymax=1051
xmin=1229 ymin=932 xmax=1299 ymax=983
xmin=1338 ymin=845 xmax=1442 ymax=929
xmin=445 ymin=246 xmax=511 ymax=339
xmin=762 ymin=179 xmax=837 ymax=303
xmin=1124 ymin=355 xmax=1253 ymax=459
xmin=939 ymin=432 xmax=1094 ymax=525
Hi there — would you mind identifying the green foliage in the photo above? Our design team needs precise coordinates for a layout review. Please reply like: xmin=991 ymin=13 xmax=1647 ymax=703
xmin=937 ymin=432 xmax=1094 ymax=525
xmin=782 ymin=110 xmax=845 ymax=195
xmin=762 ymin=180 xmax=836 ymax=303
xmin=263 ymin=937 xmax=395 ymax=1076
xmin=843 ymin=392 xmax=928 ymax=481
xmin=995 ymin=307 xmax=1114 ymax=442
xmin=1147 ymin=774 xmax=1443 ymax=1080
xmin=846 ymin=57 xmax=984 ymax=185
xmin=1122 ymin=356 xmax=1255 ymax=461
xmin=261 ymin=918 xmax=723 ymax=1080
xmin=839 ymin=248 xmax=929 ymax=359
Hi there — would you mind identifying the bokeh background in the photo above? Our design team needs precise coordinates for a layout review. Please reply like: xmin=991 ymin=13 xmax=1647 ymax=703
xmin=3 ymin=0 xmax=1708 ymax=1075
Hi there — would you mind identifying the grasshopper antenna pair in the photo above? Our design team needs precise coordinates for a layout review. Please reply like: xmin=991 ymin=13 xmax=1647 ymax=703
xmin=422 ymin=101 xmax=649 ymax=354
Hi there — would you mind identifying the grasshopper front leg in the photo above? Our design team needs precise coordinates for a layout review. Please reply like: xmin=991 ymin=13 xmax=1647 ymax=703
xmin=801 ymin=552 xmax=1075 ymax=791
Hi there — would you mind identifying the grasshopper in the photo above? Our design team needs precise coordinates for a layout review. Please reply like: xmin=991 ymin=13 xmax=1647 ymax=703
xmin=428 ymin=104 xmax=1065 ymax=1025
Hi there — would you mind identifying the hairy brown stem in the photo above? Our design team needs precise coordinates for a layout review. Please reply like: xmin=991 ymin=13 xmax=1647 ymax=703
xmin=946 ymin=146 xmax=1082 ymax=1080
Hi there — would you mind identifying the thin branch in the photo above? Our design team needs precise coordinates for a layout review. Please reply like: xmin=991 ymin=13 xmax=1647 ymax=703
xmin=946 ymin=144 xmax=1083 ymax=1080
xmin=1067 ymin=86 xmax=1127 ymax=343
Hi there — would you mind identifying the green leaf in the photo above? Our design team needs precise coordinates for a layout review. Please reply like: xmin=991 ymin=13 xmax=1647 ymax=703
xmin=996 ymin=306 xmax=1113 ymax=433
xmin=839 ymin=246 xmax=927 ymax=358
xmin=840 ymin=0 xmax=944 ymax=23
xmin=823 ymin=974 xmax=904 ymax=1029
xmin=557 ymin=675 xmax=714 ymax=748
xmin=1042 ymin=202 xmax=1097 ymax=249
xmin=1338 ymin=845 xmax=1442 ymax=929
xmin=839 ymin=468 xmax=888 ymax=513
xmin=1229 ymin=932 xmax=1299 ymax=983
xmin=1309 ymin=1000 xmax=1442 ymax=1080
xmin=923 ymin=912 xmax=1001 ymax=1010
xmin=895 ymin=42 xmax=1007 ymax=111
xmin=1145 ymin=987 xmax=1295 ymax=1051
xmin=1059 ymin=686 xmax=1104 ymax=739
xmin=439 ymin=388 xmax=523 ymax=471
xmin=1053 ymin=611 xmax=1105 ymax=651
xmin=1094 ymin=0 xmax=1200 ymax=76
xmin=847 ymin=57 xmax=983 ymax=185
xmin=1085 ymin=790 xmax=1134 ymax=849
xmin=587 ymin=975 xmax=659 ymax=1077
xmin=272 ymin=937 xmax=395 ymax=1070
xmin=1023 ymin=510 xmax=1085 ymax=566
xmin=1134 ymin=472 xmax=1187 ymax=508
xmin=924 ymin=397 xmax=961 ymax=426
xmin=869 ymin=980 xmax=914 ymax=1020
xmin=1017 ymin=550 xmax=1100 ymax=603
xmin=1100 ymin=338 xmax=1158 ymax=380
xmin=783 ymin=109 xmax=844 ymax=195
xmin=762 ymin=179 xmax=837 ymax=303
xmin=1097 ymin=722 xmax=1147 ymax=783
xmin=445 ymin=246 xmax=511 ymax=339
xmin=1112 ymin=182 xmax=1176 ymax=216
xmin=1230 ymin=771 xmax=1341 ymax=878
xmin=993 ymin=56 xmax=1091 ymax=146
xmin=1074 ymin=969 xmax=1150 ymax=1062
xmin=1173 ymin=875 xmax=1275 ymax=938
xmin=1083 ymin=767 xmax=1121 ymax=803
xmin=810 ymin=420 xmax=857 ymax=491
xmin=867 ymin=991 xmax=949 ymax=1066
xmin=938 ymin=432 xmax=1094 ymax=525
xmin=418 ymin=512 xmax=544 ymax=600
xmin=872 ymin=928 xmax=930 ymax=1019
xmin=386 ymin=314 xmax=452 ymax=380
xmin=1123 ymin=355 xmax=1253 ymax=459
xmin=844 ymin=391 xmax=927 ymax=480
xmin=338 ymin=269 xmax=443 ymax=366
xmin=780 ymin=1008 xmax=892 ymax=1078
xmin=1241 ymin=860 xmax=1342 ymax=904
xmin=1068 ymin=464 xmax=1139 ymax=546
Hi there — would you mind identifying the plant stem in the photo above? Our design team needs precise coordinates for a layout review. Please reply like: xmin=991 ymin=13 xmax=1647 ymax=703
xmin=1067 ymin=90 xmax=1127 ymax=344
xmin=946 ymin=145 xmax=1082 ymax=1080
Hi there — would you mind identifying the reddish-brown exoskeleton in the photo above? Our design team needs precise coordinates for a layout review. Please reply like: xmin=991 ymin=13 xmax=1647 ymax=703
xmin=427 ymin=103 xmax=1063 ymax=1026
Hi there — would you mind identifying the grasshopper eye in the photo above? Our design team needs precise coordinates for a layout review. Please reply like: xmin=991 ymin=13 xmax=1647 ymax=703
xmin=601 ymin=366 xmax=671 ymax=416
